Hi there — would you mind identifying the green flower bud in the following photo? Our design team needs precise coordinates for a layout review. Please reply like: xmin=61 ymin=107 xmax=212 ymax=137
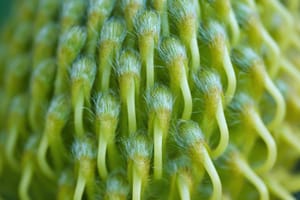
xmin=33 ymin=23 xmax=59 ymax=68
xmin=55 ymin=26 xmax=87 ymax=94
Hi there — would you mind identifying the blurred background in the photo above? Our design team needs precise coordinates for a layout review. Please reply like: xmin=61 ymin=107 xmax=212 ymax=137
xmin=0 ymin=0 xmax=13 ymax=27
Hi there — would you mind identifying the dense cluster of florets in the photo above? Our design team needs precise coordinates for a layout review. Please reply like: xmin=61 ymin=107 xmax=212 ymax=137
xmin=0 ymin=0 xmax=300 ymax=200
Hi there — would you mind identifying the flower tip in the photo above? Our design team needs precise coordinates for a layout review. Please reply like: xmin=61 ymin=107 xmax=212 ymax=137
xmin=117 ymin=49 xmax=141 ymax=77
xmin=72 ymin=137 xmax=96 ymax=160
xmin=147 ymin=85 xmax=173 ymax=113
xmin=134 ymin=10 xmax=160 ymax=39
xmin=95 ymin=92 xmax=120 ymax=119
xmin=159 ymin=36 xmax=186 ymax=64
xmin=100 ymin=18 xmax=127 ymax=44
xmin=176 ymin=120 xmax=204 ymax=148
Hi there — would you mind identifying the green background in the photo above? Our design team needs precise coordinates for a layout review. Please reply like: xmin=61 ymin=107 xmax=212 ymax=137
xmin=0 ymin=1 xmax=13 ymax=27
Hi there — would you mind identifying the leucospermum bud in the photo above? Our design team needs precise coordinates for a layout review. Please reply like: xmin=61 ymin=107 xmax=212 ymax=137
xmin=57 ymin=26 xmax=87 ymax=62
xmin=124 ymin=134 xmax=152 ymax=200
xmin=29 ymin=59 xmax=56 ymax=132
xmin=10 ymin=22 xmax=32 ymax=56
xmin=85 ymin=0 xmax=116 ymax=55
xmin=227 ymin=93 xmax=277 ymax=174
xmin=72 ymin=137 xmax=97 ymax=200
xmin=94 ymin=92 xmax=120 ymax=179
xmin=221 ymin=146 xmax=270 ymax=200
xmin=194 ymin=70 xmax=223 ymax=119
xmin=169 ymin=0 xmax=200 ymax=73
xmin=121 ymin=0 xmax=146 ymax=31
xmin=234 ymin=3 xmax=262 ymax=41
xmin=147 ymin=85 xmax=173 ymax=128
xmin=100 ymin=18 xmax=127 ymax=47
xmin=234 ymin=3 xmax=280 ymax=76
xmin=71 ymin=56 xmax=96 ymax=137
xmin=55 ymin=26 xmax=87 ymax=94
xmin=96 ymin=18 xmax=126 ymax=91
xmin=117 ymin=49 xmax=141 ymax=135
xmin=199 ymin=21 xmax=236 ymax=104
xmin=19 ymin=134 xmax=39 ymax=200
xmin=134 ymin=10 xmax=160 ymax=90
xmin=5 ymin=95 xmax=28 ymax=170
xmin=104 ymin=171 xmax=130 ymax=200
xmin=32 ymin=23 xmax=58 ymax=68
xmin=121 ymin=0 xmax=146 ymax=46
xmin=135 ymin=10 xmax=160 ymax=42
xmin=34 ymin=0 xmax=60 ymax=32
xmin=4 ymin=54 xmax=30 ymax=100
xmin=159 ymin=37 xmax=192 ymax=120
xmin=72 ymin=137 xmax=96 ymax=161
xmin=37 ymin=95 xmax=71 ymax=179
xmin=3 ymin=54 xmax=30 ymax=128
xmin=151 ymin=0 xmax=169 ymax=36
xmin=231 ymin=47 xmax=286 ymax=130
xmin=167 ymin=156 xmax=193 ymax=200
xmin=205 ymin=0 xmax=240 ymax=44
xmin=267 ymin=13 xmax=291 ymax=51
xmin=169 ymin=0 xmax=197 ymax=39
xmin=194 ymin=70 xmax=229 ymax=158
xmin=45 ymin=95 xmax=71 ymax=166
xmin=18 ymin=0 xmax=39 ymax=22
xmin=57 ymin=170 xmax=74 ymax=200
xmin=175 ymin=120 xmax=222 ymax=200
xmin=60 ymin=0 xmax=87 ymax=33
xmin=258 ymin=0 xmax=293 ymax=31
xmin=146 ymin=85 xmax=173 ymax=179
xmin=199 ymin=21 xmax=227 ymax=59
xmin=95 ymin=92 xmax=120 ymax=124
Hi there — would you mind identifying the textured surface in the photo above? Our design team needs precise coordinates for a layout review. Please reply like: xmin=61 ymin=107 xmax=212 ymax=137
xmin=0 ymin=0 xmax=300 ymax=199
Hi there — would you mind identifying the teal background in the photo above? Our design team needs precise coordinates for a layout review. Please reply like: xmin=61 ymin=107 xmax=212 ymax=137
xmin=0 ymin=1 xmax=13 ymax=27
